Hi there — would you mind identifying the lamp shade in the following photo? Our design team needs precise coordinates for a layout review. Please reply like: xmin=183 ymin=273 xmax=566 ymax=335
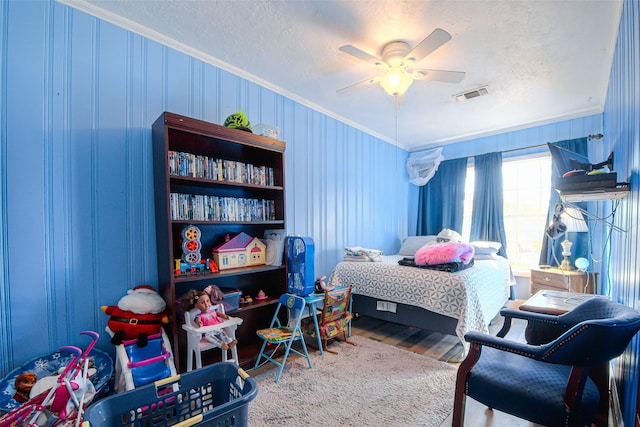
xmin=560 ymin=207 xmax=588 ymax=233
xmin=380 ymin=67 xmax=414 ymax=96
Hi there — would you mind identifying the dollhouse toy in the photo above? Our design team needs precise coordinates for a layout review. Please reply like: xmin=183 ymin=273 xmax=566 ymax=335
xmin=212 ymin=232 xmax=266 ymax=270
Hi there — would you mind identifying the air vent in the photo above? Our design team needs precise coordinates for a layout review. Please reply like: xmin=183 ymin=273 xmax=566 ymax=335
xmin=455 ymin=86 xmax=489 ymax=101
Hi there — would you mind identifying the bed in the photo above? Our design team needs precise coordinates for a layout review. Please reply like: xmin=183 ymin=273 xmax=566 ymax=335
xmin=327 ymin=237 xmax=513 ymax=349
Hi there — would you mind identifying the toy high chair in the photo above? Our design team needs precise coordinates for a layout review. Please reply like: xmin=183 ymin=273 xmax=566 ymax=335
xmin=108 ymin=327 xmax=176 ymax=393
xmin=182 ymin=304 xmax=243 ymax=371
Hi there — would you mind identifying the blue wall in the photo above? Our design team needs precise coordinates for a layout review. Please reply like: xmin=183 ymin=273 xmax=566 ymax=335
xmin=604 ymin=0 xmax=640 ymax=424
xmin=0 ymin=0 xmax=409 ymax=371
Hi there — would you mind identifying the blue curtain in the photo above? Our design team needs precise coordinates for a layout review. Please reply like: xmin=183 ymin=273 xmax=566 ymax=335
xmin=540 ymin=138 xmax=588 ymax=266
xmin=469 ymin=152 xmax=508 ymax=258
xmin=417 ymin=158 xmax=468 ymax=235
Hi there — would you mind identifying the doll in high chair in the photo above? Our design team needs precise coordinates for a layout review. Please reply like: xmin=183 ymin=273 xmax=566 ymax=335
xmin=181 ymin=288 xmax=237 ymax=350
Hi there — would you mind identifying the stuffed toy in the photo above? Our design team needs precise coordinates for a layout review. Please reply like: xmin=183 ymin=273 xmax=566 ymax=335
xmin=13 ymin=372 xmax=37 ymax=403
xmin=314 ymin=275 xmax=334 ymax=293
xmin=102 ymin=285 xmax=169 ymax=347
xmin=223 ymin=110 xmax=252 ymax=132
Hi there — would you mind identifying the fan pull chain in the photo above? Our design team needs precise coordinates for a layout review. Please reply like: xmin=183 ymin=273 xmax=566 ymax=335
xmin=394 ymin=95 xmax=399 ymax=169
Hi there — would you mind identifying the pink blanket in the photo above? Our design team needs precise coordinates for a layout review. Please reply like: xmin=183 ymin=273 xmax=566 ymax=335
xmin=414 ymin=242 xmax=475 ymax=265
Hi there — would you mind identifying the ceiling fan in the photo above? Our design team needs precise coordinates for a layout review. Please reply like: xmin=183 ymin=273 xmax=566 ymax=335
xmin=337 ymin=28 xmax=466 ymax=97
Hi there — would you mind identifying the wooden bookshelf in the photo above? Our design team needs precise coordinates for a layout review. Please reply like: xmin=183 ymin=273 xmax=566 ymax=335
xmin=152 ymin=112 xmax=287 ymax=371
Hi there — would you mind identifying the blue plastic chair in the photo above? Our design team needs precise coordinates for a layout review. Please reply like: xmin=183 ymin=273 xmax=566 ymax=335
xmin=254 ymin=294 xmax=312 ymax=383
xmin=452 ymin=297 xmax=640 ymax=427
xmin=109 ymin=328 xmax=176 ymax=392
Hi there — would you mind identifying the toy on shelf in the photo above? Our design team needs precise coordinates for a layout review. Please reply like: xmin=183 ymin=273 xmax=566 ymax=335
xmin=101 ymin=285 xmax=169 ymax=347
xmin=212 ymin=232 xmax=266 ymax=271
xmin=174 ymin=258 xmax=218 ymax=276
xmin=223 ymin=110 xmax=252 ymax=132
xmin=180 ymin=225 xmax=203 ymax=266
xmin=181 ymin=288 xmax=237 ymax=350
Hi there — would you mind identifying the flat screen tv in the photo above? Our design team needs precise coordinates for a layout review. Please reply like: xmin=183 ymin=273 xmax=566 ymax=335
xmin=547 ymin=144 xmax=591 ymax=176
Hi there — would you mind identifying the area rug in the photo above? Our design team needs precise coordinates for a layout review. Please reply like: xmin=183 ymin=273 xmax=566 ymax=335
xmin=248 ymin=335 xmax=457 ymax=426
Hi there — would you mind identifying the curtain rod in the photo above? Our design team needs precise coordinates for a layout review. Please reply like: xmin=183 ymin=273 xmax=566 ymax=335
xmin=501 ymin=134 xmax=603 ymax=155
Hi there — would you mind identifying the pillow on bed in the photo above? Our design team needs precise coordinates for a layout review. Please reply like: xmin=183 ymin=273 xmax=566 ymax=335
xmin=471 ymin=241 xmax=502 ymax=255
xmin=398 ymin=235 xmax=438 ymax=256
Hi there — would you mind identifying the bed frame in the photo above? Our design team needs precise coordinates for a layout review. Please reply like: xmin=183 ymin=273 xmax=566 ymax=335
xmin=352 ymin=294 xmax=458 ymax=336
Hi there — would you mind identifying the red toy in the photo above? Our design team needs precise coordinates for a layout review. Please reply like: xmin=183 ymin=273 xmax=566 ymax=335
xmin=102 ymin=285 xmax=169 ymax=347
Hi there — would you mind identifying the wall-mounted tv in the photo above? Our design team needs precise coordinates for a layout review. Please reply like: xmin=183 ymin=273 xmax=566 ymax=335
xmin=547 ymin=144 xmax=614 ymax=177
xmin=547 ymin=144 xmax=591 ymax=176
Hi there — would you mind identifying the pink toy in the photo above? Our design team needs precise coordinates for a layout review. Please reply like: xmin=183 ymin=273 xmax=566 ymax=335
xmin=415 ymin=242 xmax=475 ymax=266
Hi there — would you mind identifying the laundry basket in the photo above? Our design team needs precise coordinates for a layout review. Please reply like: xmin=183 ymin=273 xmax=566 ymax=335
xmin=82 ymin=362 xmax=257 ymax=427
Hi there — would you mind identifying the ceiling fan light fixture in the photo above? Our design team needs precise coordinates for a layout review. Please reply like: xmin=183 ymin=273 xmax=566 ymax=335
xmin=380 ymin=67 xmax=414 ymax=96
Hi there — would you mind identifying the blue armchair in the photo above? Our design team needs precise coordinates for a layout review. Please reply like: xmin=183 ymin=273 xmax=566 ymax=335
xmin=452 ymin=297 xmax=640 ymax=427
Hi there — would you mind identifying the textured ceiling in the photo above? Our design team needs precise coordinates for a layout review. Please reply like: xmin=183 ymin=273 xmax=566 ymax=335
xmin=61 ymin=0 xmax=622 ymax=151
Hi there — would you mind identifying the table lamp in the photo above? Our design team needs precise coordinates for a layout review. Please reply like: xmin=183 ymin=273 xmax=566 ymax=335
xmin=560 ymin=207 xmax=588 ymax=270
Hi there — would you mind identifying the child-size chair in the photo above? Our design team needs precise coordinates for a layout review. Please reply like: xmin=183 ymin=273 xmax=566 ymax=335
xmin=254 ymin=294 xmax=312 ymax=383
xmin=109 ymin=327 xmax=176 ymax=393
xmin=302 ymin=285 xmax=355 ymax=354
xmin=182 ymin=304 xmax=243 ymax=371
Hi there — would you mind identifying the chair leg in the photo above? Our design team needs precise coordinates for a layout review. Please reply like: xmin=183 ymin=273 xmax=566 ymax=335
xmin=254 ymin=340 xmax=269 ymax=370
xmin=324 ymin=337 xmax=338 ymax=354
xmin=324 ymin=332 xmax=357 ymax=354
xmin=275 ymin=345 xmax=293 ymax=384
xmin=186 ymin=348 xmax=194 ymax=372
xmin=451 ymin=393 xmax=466 ymax=427
xmin=195 ymin=348 xmax=202 ymax=370
xmin=452 ymin=343 xmax=481 ymax=427
xmin=343 ymin=331 xmax=356 ymax=346
xmin=299 ymin=336 xmax=312 ymax=368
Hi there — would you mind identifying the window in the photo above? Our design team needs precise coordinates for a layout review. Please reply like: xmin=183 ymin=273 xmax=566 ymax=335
xmin=462 ymin=154 xmax=552 ymax=273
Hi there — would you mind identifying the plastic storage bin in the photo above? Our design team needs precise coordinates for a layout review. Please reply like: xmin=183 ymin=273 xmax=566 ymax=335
xmin=83 ymin=362 xmax=257 ymax=427
xmin=219 ymin=287 xmax=242 ymax=312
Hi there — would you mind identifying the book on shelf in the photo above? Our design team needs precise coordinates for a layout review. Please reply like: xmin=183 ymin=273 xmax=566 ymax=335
xmin=170 ymin=192 xmax=276 ymax=222
xmin=168 ymin=150 xmax=274 ymax=186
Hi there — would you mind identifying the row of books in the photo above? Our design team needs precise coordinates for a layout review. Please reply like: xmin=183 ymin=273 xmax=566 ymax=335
xmin=170 ymin=192 xmax=277 ymax=222
xmin=168 ymin=150 xmax=275 ymax=186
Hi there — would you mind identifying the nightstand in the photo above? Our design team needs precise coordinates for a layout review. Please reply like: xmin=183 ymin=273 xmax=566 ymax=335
xmin=529 ymin=267 xmax=597 ymax=295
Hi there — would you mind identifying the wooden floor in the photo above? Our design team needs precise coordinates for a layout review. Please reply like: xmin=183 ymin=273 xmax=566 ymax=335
xmin=349 ymin=304 xmax=543 ymax=427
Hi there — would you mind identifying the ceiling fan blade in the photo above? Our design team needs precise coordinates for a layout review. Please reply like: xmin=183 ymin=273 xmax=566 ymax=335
xmin=336 ymin=76 xmax=381 ymax=94
xmin=413 ymin=69 xmax=466 ymax=84
xmin=339 ymin=45 xmax=385 ymax=67
xmin=405 ymin=28 xmax=452 ymax=63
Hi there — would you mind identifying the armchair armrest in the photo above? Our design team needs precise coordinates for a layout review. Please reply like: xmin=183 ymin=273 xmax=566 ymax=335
xmin=464 ymin=331 xmax=545 ymax=360
xmin=500 ymin=307 xmax=563 ymax=324
xmin=496 ymin=307 xmax=563 ymax=338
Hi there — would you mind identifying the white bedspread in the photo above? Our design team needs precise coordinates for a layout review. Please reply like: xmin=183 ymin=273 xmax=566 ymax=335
xmin=327 ymin=255 xmax=513 ymax=345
